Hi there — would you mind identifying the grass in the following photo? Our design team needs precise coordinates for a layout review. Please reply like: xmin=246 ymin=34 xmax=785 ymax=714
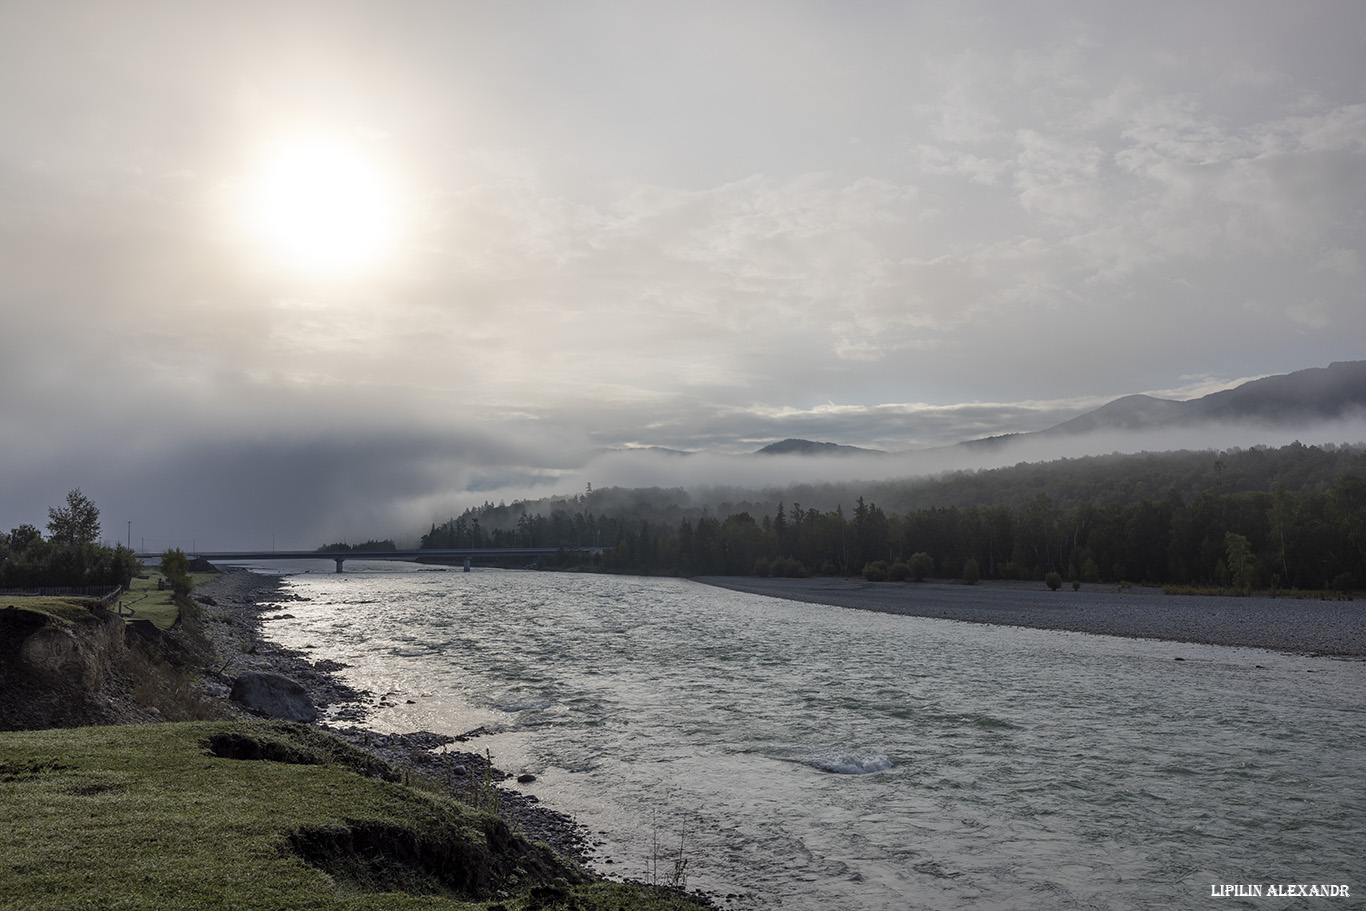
xmin=115 ymin=571 xmax=217 ymax=630
xmin=0 ymin=595 xmax=98 ymax=625
xmin=0 ymin=568 xmax=215 ymax=633
xmin=0 ymin=721 xmax=708 ymax=911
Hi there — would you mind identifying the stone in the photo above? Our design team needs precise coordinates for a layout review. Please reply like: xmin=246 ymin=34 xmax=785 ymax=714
xmin=229 ymin=671 xmax=317 ymax=722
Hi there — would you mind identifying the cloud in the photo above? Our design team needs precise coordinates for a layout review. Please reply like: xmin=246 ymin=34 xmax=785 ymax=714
xmin=1314 ymin=247 xmax=1361 ymax=277
xmin=444 ymin=416 xmax=1366 ymax=528
xmin=1 ymin=2 xmax=1364 ymax=548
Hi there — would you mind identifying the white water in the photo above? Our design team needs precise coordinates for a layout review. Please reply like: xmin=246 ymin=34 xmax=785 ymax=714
xmin=249 ymin=562 xmax=1365 ymax=910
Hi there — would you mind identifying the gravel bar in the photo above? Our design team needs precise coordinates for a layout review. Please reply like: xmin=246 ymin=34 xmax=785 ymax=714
xmin=693 ymin=576 xmax=1366 ymax=657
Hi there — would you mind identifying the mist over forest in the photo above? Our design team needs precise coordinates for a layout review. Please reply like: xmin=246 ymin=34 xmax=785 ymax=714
xmin=415 ymin=439 xmax=1366 ymax=593
xmin=440 ymin=439 xmax=1366 ymax=532
xmin=409 ymin=361 xmax=1366 ymax=539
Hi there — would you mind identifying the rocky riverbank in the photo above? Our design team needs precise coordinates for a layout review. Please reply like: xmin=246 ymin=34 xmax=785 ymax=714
xmin=190 ymin=568 xmax=597 ymax=867
xmin=695 ymin=576 xmax=1366 ymax=657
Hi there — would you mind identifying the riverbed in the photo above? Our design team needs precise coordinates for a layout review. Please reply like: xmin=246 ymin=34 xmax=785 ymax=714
xmin=247 ymin=563 xmax=1364 ymax=910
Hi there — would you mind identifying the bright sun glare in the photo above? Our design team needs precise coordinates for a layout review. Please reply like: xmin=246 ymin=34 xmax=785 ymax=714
xmin=243 ymin=138 xmax=398 ymax=278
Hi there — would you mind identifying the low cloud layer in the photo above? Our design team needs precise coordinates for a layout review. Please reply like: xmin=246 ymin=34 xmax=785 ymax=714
xmin=21 ymin=416 xmax=1355 ymax=553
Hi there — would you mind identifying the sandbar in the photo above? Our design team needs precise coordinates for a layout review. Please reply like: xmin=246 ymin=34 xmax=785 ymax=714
xmin=693 ymin=576 xmax=1366 ymax=657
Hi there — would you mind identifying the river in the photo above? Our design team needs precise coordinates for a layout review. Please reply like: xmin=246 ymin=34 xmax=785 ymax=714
xmin=247 ymin=562 xmax=1364 ymax=910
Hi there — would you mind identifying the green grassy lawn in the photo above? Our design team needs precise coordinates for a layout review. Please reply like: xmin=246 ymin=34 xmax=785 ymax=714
xmin=114 ymin=571 xmax=216 ymax=630
xmin=0 ymin=595 xmax=98 ymax=624
xmin=0 ymin=568 xmax=215 ymax=632
xmin=0 ymin=721 xmax=695 ymax=911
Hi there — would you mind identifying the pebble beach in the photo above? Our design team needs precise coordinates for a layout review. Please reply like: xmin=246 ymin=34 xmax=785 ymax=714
xmin=695 ymin=576 xmax=1366 ymax=657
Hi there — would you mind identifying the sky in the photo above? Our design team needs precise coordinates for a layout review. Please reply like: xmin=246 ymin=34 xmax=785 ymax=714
xmin=2 ymin=1 xmax=1364 ymax=549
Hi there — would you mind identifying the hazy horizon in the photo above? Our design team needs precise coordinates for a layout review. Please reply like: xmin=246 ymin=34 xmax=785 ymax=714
xmin=3 ymin=2 xmax=1363 ymax=548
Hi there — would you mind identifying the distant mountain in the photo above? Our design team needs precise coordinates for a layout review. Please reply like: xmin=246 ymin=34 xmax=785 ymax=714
xmin=1043 ymin=394 xmax=1188 ymax=435
xmin=1034 ymin=360 xmax=1366 ymax=440
xmin=651 ymin=362 xmax=1366 ymax=461
xmin=1187 ymin=361 xmax=1366 ymax=424
xmin=820 ymin=360 xmax=1366 ymax=457
xmin=755 ymin=438 xmax=886 ymax=456
xmin=595 ymin=446 xmax=696 ymax=457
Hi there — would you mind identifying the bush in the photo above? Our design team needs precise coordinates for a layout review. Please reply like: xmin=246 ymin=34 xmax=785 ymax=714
xmin=772 ymin=557 xmax=809 ymax=578
xmin=909 ymin=552 xmax=934 ymax=582
xmin=753 ymin=557 xmax=771 ymax=578
xmin=1331 ymin=572 xmax=1356 ymax=593
xmin=1045 ymin=572 xmax=1062 ymax=591
xmin=161 ymin=548 xmax=193 ymax=597
xmin=888 ymin=561 xmax=910 ymax=582
xmin=863 ymin=561 xmax=889 ymax=582
xmin=962 ymin=558 xmax=980 ymax=585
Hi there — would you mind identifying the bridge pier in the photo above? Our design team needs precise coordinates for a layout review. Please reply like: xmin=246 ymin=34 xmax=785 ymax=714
xmin=334 ymin=557 xmax=345 ymax=573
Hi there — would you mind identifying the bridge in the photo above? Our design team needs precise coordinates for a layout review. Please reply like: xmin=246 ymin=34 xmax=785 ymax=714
xmin=134 ymin=547 xmax=605 ymax=573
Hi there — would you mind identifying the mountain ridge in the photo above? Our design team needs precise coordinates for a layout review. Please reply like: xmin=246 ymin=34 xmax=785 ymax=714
xmin=1031 ymin=359 xmax=1366 ymax=441
xmin=755 ymin=360 xmax=1366 ymax=457
xmin=755 ymin=438 xmax=887 ymax=456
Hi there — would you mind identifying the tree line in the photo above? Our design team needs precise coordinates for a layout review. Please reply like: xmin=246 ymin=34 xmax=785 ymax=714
xmin=0 ymin=489 xmax=140 ymax=590
xmin=418 ymin=443 xmax=1366 ymax=590
xmin=315 ymin=539 xmax=398 ymax=552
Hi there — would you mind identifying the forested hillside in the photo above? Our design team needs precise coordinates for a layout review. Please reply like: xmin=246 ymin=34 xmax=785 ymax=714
xmin=419 ymin=442 xmax=1366 ymax=590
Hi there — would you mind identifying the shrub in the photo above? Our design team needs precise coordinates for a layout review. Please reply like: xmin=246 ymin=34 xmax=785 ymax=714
xmin=888 ymin=561 xmax=910 ymax=582
xmin=161 ymin=548 xmax=193 ymax=597
xmin=753 ymin=557 xmax=771 ymax=578
xmin=863 ymin=561 xmax=889 ymax=582
xmin=1045 ymin=572 xmax=1062 ymax=591
xmin=962 ymin=558 xmax=980 ymax=585
xmin=909 ymin=552 xmax=933 ymax=582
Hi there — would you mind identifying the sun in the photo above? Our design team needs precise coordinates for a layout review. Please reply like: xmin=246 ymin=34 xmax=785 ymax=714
xmin=242 ymin=137 xmax=399 ymax=278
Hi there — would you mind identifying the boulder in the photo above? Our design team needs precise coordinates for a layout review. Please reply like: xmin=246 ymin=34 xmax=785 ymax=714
xmin=230 ymin=671 xmax=317 ymax=722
